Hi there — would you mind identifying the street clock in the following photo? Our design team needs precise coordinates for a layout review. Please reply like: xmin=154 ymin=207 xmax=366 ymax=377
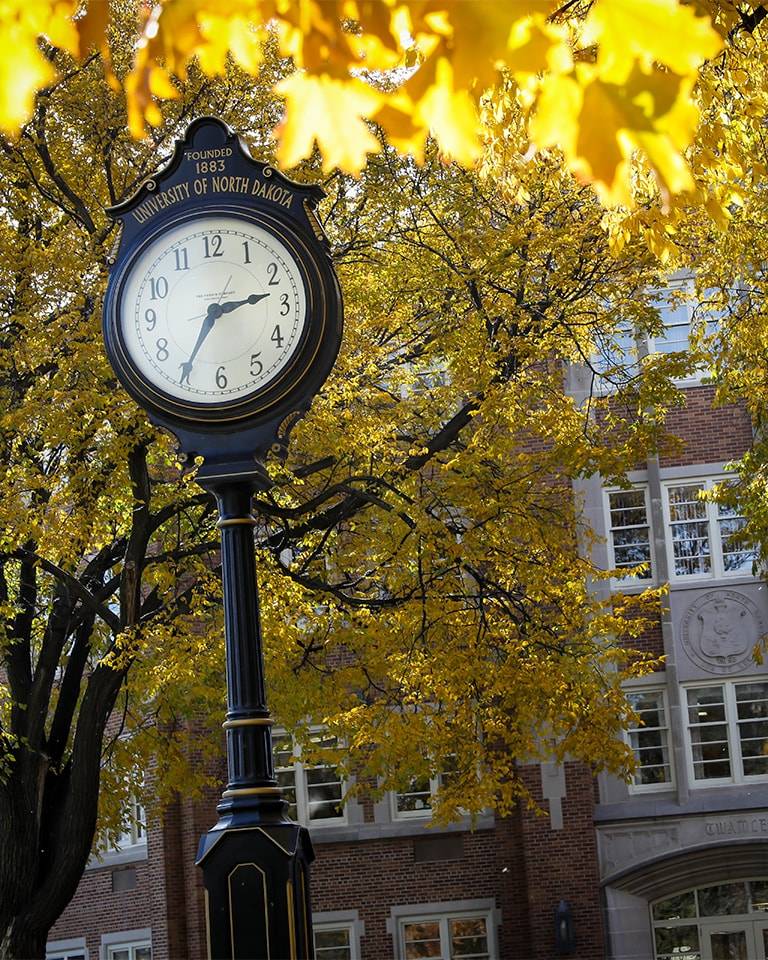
xmin=101 ymin=117 xmax=343 ymax=959
xmin=103 ymin=116 xmax=343 ymax=480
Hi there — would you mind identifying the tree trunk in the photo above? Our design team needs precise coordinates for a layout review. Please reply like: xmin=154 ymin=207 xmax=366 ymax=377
xmin=0 ymin=919 xmax=47 ymax=960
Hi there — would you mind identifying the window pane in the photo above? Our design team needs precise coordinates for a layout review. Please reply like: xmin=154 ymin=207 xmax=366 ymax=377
xmin=668 ymin=485 xmax=710 ymax=576
xmin=710 ymin=931 xmax=747 ymax=960
xmin=316 ymin=929 xmax=351 ymax=948
xmin=627 ymin=691 xmax=672 ymax=787
xmin=306 ymin=765 xmax=344 ymax=820
xmin=718 ymin=509 xmax=755 ymax=573
xmin=449 ymin=918 xmax=489 ymax=959
xmin=396 ymin=776 xmax=433 ymax=813
xmin=736 ymin=684 xmax=768 ymax=778
xmin=609 ymin=490 xmax=652 ymax=578
xmin=654 ymin=925 xmax=700 ymax=959
xmin=652 ymin=891 xmax=697 ymax=921
xmin=403 ymin=921 xmax=443 ymax=959
xmin=698 ymin=882 xmax=749 ymax=916
xmin=688 ymin=687 xmax=726 ymax=724
xmin=592 ymin=322 xmax=637 ymax=375
xmin=108 ymin=951 xmax=130 ymax=960
xmin=687 ymin=687 xmax=731 ymax=780
xmin=750 ymin=880 xmax=768 ymax=912
xmin=135 ymin=949 xmax=151 ymax=960
xmin=315 ymin=926 xmax=352 ymax=960
xmin=273 ymin=735 xmax=298 ymax=820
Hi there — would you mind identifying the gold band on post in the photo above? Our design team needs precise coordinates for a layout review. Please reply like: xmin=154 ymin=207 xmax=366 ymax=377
xmin=222 ymin=717 xmax=275 ymax=729
xmin=217 ymin=516 xmax=258 ymax=528
xmin=222 ymin=787 xmax=283 ymax=797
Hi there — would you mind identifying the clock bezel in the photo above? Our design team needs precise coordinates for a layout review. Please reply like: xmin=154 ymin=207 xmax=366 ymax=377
xmin=103 ymin=203 xmax=337 ymax=425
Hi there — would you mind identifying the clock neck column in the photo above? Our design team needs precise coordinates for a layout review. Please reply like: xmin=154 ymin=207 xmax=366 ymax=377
xmin=196 ymin=475 xmax=316 ymax=960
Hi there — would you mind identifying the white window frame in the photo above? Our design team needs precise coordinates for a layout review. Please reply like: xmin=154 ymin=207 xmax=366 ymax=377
xmin=313 ymin=919 xmax=359 ymax=960
xmin=603 ymin=485 xmax=655 ymax=587
xmin=683 ymin=679 xmax=768 ymax=788
xmin=396 ymin=908 xmax=496 ymax=960
xmin=46 ymin=938 xmax=87 ymax=960
xmin=105 ymin=943 xmax=151 ymax=960
xmin=273 ymin=728 xmax=348 ymax=828
xmin=625 ymin=687 xmax=675 ymax=794
xmin=591 ymin=273 xmax=722 ymax=389
xmin=391 ymin=773 xmax=442 ymax=821
xmin=662 ymin=477 xmax=754 ymax=582
xmin=100 ymin=932 xmax=152 ymax=960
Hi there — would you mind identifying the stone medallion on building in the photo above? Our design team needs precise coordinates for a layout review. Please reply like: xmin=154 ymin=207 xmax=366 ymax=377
xmin=681 ymin=590 xmax=763 ymax=675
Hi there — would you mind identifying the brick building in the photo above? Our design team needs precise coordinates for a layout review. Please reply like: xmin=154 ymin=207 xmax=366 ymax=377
xmin=47 ymin=288 xmax=768 ymax=960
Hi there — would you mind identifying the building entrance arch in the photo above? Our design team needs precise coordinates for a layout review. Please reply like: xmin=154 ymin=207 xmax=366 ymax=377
xmin=651 ymin=879 xmax=768 ymax=959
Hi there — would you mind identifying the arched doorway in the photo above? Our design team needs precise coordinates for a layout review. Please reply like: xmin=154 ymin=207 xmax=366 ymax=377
xmin=602 ymin=839 xmax=768 ymax=959
xmin=652 ymin=880 xmax=768 ymax=958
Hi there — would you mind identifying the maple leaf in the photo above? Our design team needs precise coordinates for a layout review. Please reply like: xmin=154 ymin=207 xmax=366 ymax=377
xmin=585 ymin=0 xmax=724 ymax=84
xmin=0 ymin=19 xmax=55 ymax=134
xmin=274 ymin=73 xmax=384 ymax=172
xmin=411 ymin=57 xmax=483 ymax=166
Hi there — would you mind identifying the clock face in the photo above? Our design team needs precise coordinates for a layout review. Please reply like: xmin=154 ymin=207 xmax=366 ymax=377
xmin=117 ymin=214 xmax=308 ymax=405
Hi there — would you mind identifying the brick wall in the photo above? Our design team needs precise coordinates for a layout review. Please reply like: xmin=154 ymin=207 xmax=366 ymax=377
xmin=660 ymin=386 xmax=753 ymax=467
xmin=518 ymin=762 xmax=605 ymax=960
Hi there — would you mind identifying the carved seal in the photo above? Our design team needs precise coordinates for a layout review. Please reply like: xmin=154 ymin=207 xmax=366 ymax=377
xmin=681 ymin=590 xmax=763 ymax=675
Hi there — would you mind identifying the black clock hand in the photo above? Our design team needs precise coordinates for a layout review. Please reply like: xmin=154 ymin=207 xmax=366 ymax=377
xmin=180 ymin=309 xmax=217 ymax=384
xmin=218 ymin=293 xmax=270 ymax=314
xmin=179 ymin=276 xmax=233 ymax=383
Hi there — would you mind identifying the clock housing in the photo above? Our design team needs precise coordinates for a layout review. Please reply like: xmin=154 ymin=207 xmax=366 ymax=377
xmin=102 ymin=117 xmax=343 ymax=481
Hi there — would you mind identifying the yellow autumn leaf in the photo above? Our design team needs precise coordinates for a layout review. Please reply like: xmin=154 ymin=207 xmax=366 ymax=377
xmin=196 ymin=13 xmax=264 ymax=75
xmin=529 ymin=72 xmax=582 ymax=158
xmin=412 ymin=57 xmax=483 ymax=166
xmin=507 ymin=15 xmax=572 ymax=79
xmin=274 ymin=72 xmax=383 ymax=173
xmin=0 ymin=20 xmax=55 ymax=133
xmin=585 ymin=0 xmax=723 ymax=84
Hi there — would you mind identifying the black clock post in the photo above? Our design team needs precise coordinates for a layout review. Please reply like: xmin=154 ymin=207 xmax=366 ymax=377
xmin=102 ymin=117 xmax=343 ymax=959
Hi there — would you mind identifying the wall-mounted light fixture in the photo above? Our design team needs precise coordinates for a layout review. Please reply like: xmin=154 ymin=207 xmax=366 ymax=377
xmin=555 ymin=900 xmax=576 ymax=954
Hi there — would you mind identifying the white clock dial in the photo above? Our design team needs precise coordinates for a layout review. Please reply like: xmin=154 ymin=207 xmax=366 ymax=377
xmin=118 ymin=215 xmax=308 ymax=403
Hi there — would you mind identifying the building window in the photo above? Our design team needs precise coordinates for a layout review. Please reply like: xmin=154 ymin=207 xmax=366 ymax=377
xmin=685 ymin=680 xmax=768 ymax=785
xmin=392 ymin=757 xmax=457 ymax=819
xmin=106 ymin=944 xmax=151 ymax=960
xmin=46 ymin=939 xmax=87 ymax=960
xmin=651 ymin=879 xmax=768 ymax=959
xmin=591 ymin=275 xmax=722 ymax=383
xmin=115 ymin=795 xmax=146 ymax=849
xmin=314 ymin=923 xmax=357 ymax=960
xmin=273 ymin=730 xmax=346 ymax=826
xmin=99 ymin=794 xmax=147 ymax=854
xmin=605 ymin=487 xmax=654 ymax=582
xmin=626 ymin=689 xmax=673 ymax=791
xmin=399 ymin=912 xmax=492 ymax=960
xmin=664 ymin=479 xmax=754 ymax=580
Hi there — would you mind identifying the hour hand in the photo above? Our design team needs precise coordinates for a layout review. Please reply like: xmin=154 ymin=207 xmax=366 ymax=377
xmin=219 ymin=293 xmax=270 ymax=314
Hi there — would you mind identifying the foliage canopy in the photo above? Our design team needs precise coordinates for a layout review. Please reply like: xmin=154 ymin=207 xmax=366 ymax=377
xmin=1 ymin=4 xmax=768 ymax=956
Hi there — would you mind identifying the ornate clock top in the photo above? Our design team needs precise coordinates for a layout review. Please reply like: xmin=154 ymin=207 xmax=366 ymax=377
xmin=108 ymin=116 xmax=329 ymax=261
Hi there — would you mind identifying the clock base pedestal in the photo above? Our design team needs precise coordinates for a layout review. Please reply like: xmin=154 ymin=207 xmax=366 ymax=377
xmin=197 ymin=807 xmax=315 ymax=960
